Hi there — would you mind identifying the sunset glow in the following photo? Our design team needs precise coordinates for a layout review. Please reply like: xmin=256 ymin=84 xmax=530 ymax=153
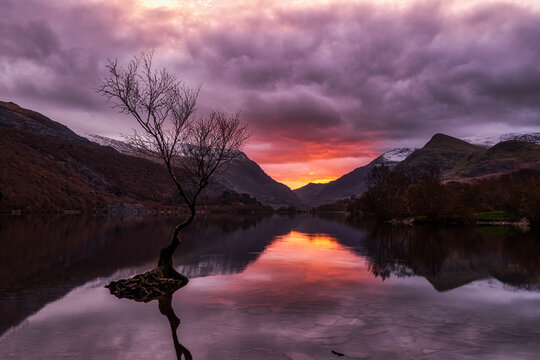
xmin=238 ymin=231 xmax=373 ymax=284
xmin=2 ymin=0 xmax=540 ymax=188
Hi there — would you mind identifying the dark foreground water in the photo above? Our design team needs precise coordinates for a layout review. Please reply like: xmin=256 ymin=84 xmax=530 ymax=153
xmin=1 ymin=214 xmax=540 ymax=359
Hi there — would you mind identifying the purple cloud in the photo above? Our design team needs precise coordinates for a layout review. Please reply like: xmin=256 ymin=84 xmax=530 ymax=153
xmin=1 ymin=0 xmax=540 ymax=184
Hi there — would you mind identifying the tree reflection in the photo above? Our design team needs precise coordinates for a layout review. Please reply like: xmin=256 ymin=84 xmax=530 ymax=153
xmin=158 ymin=293 xmax=193 ymax=360
xmin=106 ymin=278 xmax=192 ymax=359
xmin=358 ymin=222 xmax=540 ymax=291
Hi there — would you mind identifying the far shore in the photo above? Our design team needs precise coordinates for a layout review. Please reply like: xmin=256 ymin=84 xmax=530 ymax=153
xmin=1 ymin=207 xmax=535 ymax=229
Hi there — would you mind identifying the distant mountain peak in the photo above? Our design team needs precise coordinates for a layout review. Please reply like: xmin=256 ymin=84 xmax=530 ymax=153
xmin=0 ymin=100 xmax=90 ymax=144
xmin=462 ymin=132 xmax=540 ymax=147
xmin=425 ymin=133 xmax=480 ymax=149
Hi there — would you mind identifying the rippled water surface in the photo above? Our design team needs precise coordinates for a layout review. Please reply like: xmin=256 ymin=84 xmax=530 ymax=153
xmin=1 ymin=214 xmax=540 ymax=359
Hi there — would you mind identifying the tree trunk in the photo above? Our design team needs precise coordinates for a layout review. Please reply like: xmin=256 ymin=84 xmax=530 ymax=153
xmin=157 ymin=210 xmax=195 ymax=279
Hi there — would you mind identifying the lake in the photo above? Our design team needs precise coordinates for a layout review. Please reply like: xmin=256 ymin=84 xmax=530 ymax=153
xmin=1 ymin=214 xmax=540 ymax=359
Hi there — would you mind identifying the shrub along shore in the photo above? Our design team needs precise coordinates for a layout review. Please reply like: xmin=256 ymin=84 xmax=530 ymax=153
xmin=347 ymin=168 xmax=540 ymax=227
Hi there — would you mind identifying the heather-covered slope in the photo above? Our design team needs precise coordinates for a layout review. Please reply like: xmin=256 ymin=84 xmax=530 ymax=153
xmin=0 ymin=102 xmax=175 ymax=211
xmin=0 ymin=101 xmax=298 ymax=211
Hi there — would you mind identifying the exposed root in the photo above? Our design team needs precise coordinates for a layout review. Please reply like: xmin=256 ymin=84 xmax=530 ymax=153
xmin=105 ymin=268 xmax=189 ymax=302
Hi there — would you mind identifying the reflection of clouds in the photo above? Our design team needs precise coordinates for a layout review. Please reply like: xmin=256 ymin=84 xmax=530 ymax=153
xmin=3 ymin=227 xmax=540 ymax=359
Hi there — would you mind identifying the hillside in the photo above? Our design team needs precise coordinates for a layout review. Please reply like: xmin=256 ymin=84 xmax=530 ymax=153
xmin=296 ymin=134 xmax=540 ymax=207
xmin=0 ymin=101 xmax=298 ymax=211
xmin=0 ymin=102 xmax=176 ymax=211
xmin=86 ymin=134 xmax=300 ymax=208
xmin=463 ymin=132 xmax=540 ymax=147
xmin=214 ymin=155 xmax=300 ymax=207
xmin=447 ymin=140 xmax=540 ymax=179
xmin=397 ymin=133 xmax=485 ymax=177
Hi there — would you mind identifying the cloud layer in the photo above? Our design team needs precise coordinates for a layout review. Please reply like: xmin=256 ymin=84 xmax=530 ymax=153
xmin=1 ymin=0 xmax=540 ymax=187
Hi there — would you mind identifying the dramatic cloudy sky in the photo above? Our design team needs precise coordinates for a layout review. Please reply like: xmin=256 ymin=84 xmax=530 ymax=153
xmin=2 ymin=0 xmax=540 ymax=188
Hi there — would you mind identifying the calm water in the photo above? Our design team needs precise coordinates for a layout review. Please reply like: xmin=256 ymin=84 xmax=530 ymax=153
xmin=1 ymin=214 xmax=540 ymax=359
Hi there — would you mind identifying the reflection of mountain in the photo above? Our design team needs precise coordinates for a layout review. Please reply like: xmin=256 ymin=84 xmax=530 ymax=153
xmin=356 ymin=223 xmax=540 ymax=291
xmin=0 ymin=215 xmax=298 ymax=336
xmin=2 ymin=214 xmax=540 ymax=337
xmin=173 ymin=215 xmax=300 ymax=277
xmin=295 ymin=216 xmax=540 ymax=292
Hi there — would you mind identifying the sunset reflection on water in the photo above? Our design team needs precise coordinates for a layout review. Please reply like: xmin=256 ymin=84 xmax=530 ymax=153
xmin=2 ymin=216 xmax=540 ymax=360
xmin=237 ymin=230 xmax=374 ymax=286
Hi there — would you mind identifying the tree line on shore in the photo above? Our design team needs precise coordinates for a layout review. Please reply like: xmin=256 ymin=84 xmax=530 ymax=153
xmin=347 ymin=166 xmax=540 ymax=225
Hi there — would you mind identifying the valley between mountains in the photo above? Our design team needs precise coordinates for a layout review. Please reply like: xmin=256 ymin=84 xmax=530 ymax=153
xmin=1 ymin=100 xmax=539 ymax=212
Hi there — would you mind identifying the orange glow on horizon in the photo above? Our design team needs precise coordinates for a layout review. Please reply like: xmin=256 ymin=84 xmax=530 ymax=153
xmin=281 ymin=177 xmax=338 ymax=190
xmin=248 ymin=155 xmax=377 ymax=189
xmin=244 ymin=136 xmax=380 ymax=189
xmin=311 ymin=177 xmax=338 ymax=184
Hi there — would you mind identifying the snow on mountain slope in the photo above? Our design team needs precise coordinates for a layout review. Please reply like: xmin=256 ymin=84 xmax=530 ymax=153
xmin=84 ymin=133 xmax=141 ymax=155
xmin=462 ymin=133 xmax=540 ymax=147
xmin=83 ymin=133 xmax=299 ymax=207
xmin=380 ymin=148 xmax=416 ymax=163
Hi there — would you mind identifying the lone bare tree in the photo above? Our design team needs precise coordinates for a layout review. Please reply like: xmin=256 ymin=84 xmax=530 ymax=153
xmin=98 ymin=51 xmax=248 ymax=283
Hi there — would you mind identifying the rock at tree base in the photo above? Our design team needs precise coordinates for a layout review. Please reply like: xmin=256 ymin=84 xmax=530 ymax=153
xmin=105 ymin=269 xmax=188 ymax=302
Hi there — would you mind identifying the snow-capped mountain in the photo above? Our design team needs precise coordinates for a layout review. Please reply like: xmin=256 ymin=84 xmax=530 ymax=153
xmin=462 ymin=133 xmax=540 ymax=147
xmin=85 ymin=133 xmax=142 ymax=156
xmin=380 ymin=147 xmax=416 ymax=163
xmin=83 ymin=133 xmax=299 ymax=208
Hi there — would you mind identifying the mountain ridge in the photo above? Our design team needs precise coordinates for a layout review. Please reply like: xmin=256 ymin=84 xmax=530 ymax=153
xmin=0 ymin=101 xmax=299 ymax=211
xmin=295 ymin=133 xmax=540 ymax=207
xmin=2 ymin=101 xmax=539 ymax=211
xmin=84 ymin=133 xmax=300 ymax=208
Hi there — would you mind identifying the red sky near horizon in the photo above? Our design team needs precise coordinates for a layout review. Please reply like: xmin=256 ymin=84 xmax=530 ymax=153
xmin=1 ymin=0 xmax=540 ymax=189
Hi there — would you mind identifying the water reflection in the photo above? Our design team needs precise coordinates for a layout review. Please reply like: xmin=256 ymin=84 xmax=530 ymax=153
xmin=1 ymin=215 xmax=540 ymax=359
xmin=357 ymin=222 xmax=540 ymax=291
xmin=158 ymin=294 xmax=193 ymax=360
xmin=0 ymin=214 xmax=291 ymax=336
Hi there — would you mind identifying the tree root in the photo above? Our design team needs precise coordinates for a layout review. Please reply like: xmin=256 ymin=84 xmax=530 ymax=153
xmin=105 ymin=267 xmax=189 ymax=302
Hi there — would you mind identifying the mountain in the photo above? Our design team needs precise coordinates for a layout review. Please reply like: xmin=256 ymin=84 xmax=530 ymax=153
xmin=0 ymin=101 xmax=175 ymax=211
xmin=399 ymin=133 xmax=540 ymax=180
xmin=0 ymin=101 xmax=91 ymax=144
xmin=85 ymin=134 xmax=300 ymax=208
xmin=380 ymin=147 xmax=417 ymax=163
xmin=463 ymin=132 xmax=540 ymax=147
xmin=294 ymin=148 xmax=415 ymax=207
xmin=397 ymin=133 xmax=485 ymax=176
xmin=445 ymin=140 xmax=540 ymax=180
xmin=294 ymin=183 xmax=327 ymax=205
xmin=0 ymin=101 xmax=298 ymax=211
xmin=296 ymin=133 xmax=539 ymax=206
xmin=213 ymin=156 xmax=300 ymax=208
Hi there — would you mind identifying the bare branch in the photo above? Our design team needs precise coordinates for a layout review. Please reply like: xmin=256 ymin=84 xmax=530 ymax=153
xmin=97 ymin=50 xmax=249 ymax=216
